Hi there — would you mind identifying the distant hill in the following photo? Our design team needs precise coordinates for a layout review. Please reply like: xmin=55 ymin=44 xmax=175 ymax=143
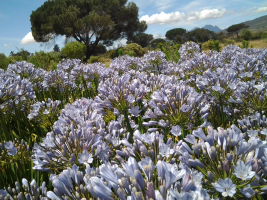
xmin=243 ymin=15 xmax=267 ymax=31
xmin=190 ymin=25 xmax=222 ymax=33
xmin=202 ymin=25 xmax=222 ymax=33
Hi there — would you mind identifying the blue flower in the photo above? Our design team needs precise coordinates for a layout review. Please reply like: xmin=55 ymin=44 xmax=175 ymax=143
xmin=171 ymin=125 xmax=182 ymax=136
xmin=4 ymin=141 xmax=17 ymax=156
xmin=233 ymin=160 xmax=255 ymax=181
xmin=212 ymin=178 xmax=236 ymax=197
xmin=78 ymin=150 xmax=93 ymax=164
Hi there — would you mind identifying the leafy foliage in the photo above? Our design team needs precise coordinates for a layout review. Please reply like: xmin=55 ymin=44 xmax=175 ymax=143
xmin=127 ymin=33 xmax=154 ymax=48
xmin=183 ymin=28 xmax=217 ymax=43
xmin=30 ymin=0 xmax=147 ymax=59
xmin=165 ymin=28 xmax=186 ymax=40
xmin=0 ymin=54 xmax=10 ymax=70
xmin=150 ymin=38 xmax=166 ymax=48
xmin=226 ymin=23 xmax=249 ymax=36
xmin=202 ymin=40 xmax=215 ymax=51
xmin=240 ymin=29 xmax=252 ymax=40
xmin=53 ymin=44 xmax=60 ymax=52
xmin=61 ymin=41 xmax=87 ymax=59
xmin=123 ymin=43 xmax=145 ymax=57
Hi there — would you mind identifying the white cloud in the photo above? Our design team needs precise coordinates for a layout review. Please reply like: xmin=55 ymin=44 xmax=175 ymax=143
xmin=251 ymin=6 xmax=267 ymax=14
xmin=20 ymin=32 xmax=36 ymax=44
xmin=140 ymin=11 xmax=186 ymax=25
xmin=4 ymin=43 xmax=12 ymax=47
xmin=187 ymin=8 xmax=227 ymax=22
xmin=240 ymin=6 xmax=267 ymax=15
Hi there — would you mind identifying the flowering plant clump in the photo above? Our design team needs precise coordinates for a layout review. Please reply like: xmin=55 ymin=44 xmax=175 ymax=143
xmin=1 ymin=42 xmax=267 ymax=199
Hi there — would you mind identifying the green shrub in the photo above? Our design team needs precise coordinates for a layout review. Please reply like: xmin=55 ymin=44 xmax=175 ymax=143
xmin=106 ymin=50 xmax=118 ymax=59
xmin=240 ymin=29 xmax=252 ymax=41
xmin=239 ymin=40 xmax=249 ymax=49
xmin=98 ymin=57 xmax=106 ymax=63
xmin=222 ymin=39 xmax=235 ymax=46
xmin=251 ymin=32 xmax=263 ymax=40
xmin=88 ymin=56 xmax=99 ymax=63
xmin=28 ymin=51 xmax=51 ymax=70
xmin=202 ymin=40 xmax=215 ymax=51
xmin=47 ymin=52 xmax=61 ymax=62
xmin=157 ymin=43 xmax=163 ymax=51
xmin=62 ymin=41 xmax=86 ymax=59
xmin=118 ymin=48 xmax=123 ymax=56
xmin=123 ymin=43 xmax=145 ymax=57
xmin=214 ymin=40 xmax=221 ymax=52
xmin=0 ymin=54 xmax=10 ymax=70
xmin=261 ymin=32 xmax=267 ymax=41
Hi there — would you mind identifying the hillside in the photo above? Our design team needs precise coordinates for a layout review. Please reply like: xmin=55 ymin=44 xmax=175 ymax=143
xmin=243 ymin=15 xmax=267 ymax=31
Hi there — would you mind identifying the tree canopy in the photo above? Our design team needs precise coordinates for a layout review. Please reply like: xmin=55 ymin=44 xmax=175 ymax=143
xmin=150 ymin=38 xmax=166 ymax=48
xmin=165 ymin=28 xmax=186 ymax=40
xmin=183 ymin=28 xmax=217 ymax=43
xmin=226 ymin=23 xmax=249 ymax=36
xmin=127 ymin=33 xmax=153 ymax=48
xmin=30 ymin=0 xmax=147 ymax=59
xmin=53 ymin=44 xmax=60 ymax=52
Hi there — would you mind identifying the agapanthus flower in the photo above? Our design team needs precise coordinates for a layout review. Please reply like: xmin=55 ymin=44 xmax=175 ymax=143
xmin=171 ymin=125 xmax=182 ymax=136
xmin=233 ymin=160 xmax=255 ymax=181
xmin=212 ymin=178 xmax=236 ymax=197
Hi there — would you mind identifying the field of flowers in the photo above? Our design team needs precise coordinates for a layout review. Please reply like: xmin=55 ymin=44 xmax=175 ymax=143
xmin=1 ymin=42 xmax=267 ymax=199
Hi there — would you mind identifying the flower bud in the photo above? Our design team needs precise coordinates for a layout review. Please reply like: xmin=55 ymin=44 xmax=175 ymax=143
xmin=207 ymin=171 xmax=213 ymax=181
xmin=227 ymin=152 xmax=233 ymax=161
xmin=223 ymin=160 xmax=229 ymax=174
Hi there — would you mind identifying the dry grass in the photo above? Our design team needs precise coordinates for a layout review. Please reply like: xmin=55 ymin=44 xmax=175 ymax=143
xmin=234 ymin=39 xmax=267 ymax=49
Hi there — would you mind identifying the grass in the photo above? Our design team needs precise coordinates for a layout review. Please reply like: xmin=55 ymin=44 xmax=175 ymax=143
xmin=234 ymin=39 xmax=267 ymax=49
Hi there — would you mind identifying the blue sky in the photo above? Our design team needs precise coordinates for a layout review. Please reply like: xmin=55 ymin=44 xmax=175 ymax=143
xmin=0 ymin=0 xmax=267 ymax=56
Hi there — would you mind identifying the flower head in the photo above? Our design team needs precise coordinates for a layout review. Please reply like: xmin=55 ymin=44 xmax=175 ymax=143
xmin=212 ymin=178 xmax=236 ymax=197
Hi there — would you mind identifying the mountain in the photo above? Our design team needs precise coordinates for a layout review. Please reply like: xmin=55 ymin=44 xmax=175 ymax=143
xmin=190 ymin=25 xmax=222 ymax=33
xmin=242 ymin=15 xmax=267 ymax=31
xmin=202 ymin=25 xmax=222 ymax=33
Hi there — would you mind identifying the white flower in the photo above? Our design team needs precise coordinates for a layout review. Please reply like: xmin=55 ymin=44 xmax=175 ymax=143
xmin=233 ymin=160 xmax=255 ymax=181
xmin=171 ymin=125 xmax=182 ymax=136
xmin=212 ymin=178 xmax=236 ymax=197
xmin=78 ymin=150 xmax=93 ymax=164
xmin=128 ymin=106 xmax=141 ymax=117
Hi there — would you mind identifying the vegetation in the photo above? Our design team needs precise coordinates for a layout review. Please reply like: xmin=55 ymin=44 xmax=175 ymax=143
xmin=123 ymin=43 xmax=145 ymax=57
xmin=53 ymin=44 xmax=60 ymax=52
xmin=240 ymin=29 xmax=252 ymax=40
xmin=150 ymin=38 xmax=166 ymax=48
xmin=165 ymin=28 xmax=186 ymax=40
xmin=30 ymin=0 xmax=147 ymax=59
xmin=61 ymin=41 xmax=87 ymax=60
xmin=127 ymin=33 xmax=154 ymax=48
xmin=226 ymin=23 xmax=249 ymax=36
xmin=183 ymin=28 xmax=217 ymax=43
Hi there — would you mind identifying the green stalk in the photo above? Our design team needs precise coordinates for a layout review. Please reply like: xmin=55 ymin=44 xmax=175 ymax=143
xmin=123 ymin=110 xmax=134 ymax=143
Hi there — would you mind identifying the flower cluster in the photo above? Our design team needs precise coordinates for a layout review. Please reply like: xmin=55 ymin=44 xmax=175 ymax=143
xmin=2 ymin=42 xmax=267 ymax=199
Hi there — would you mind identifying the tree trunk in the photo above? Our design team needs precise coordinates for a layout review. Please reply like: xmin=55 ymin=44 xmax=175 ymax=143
xmin=85 ymin=39 xmax=100 ymax=60
xmin=85 ymin=47 xmax=93 ymax=61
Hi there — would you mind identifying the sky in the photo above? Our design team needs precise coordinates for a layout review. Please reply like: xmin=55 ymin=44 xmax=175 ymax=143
xmin=0 ymin=0 xmax=267 ymax=56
